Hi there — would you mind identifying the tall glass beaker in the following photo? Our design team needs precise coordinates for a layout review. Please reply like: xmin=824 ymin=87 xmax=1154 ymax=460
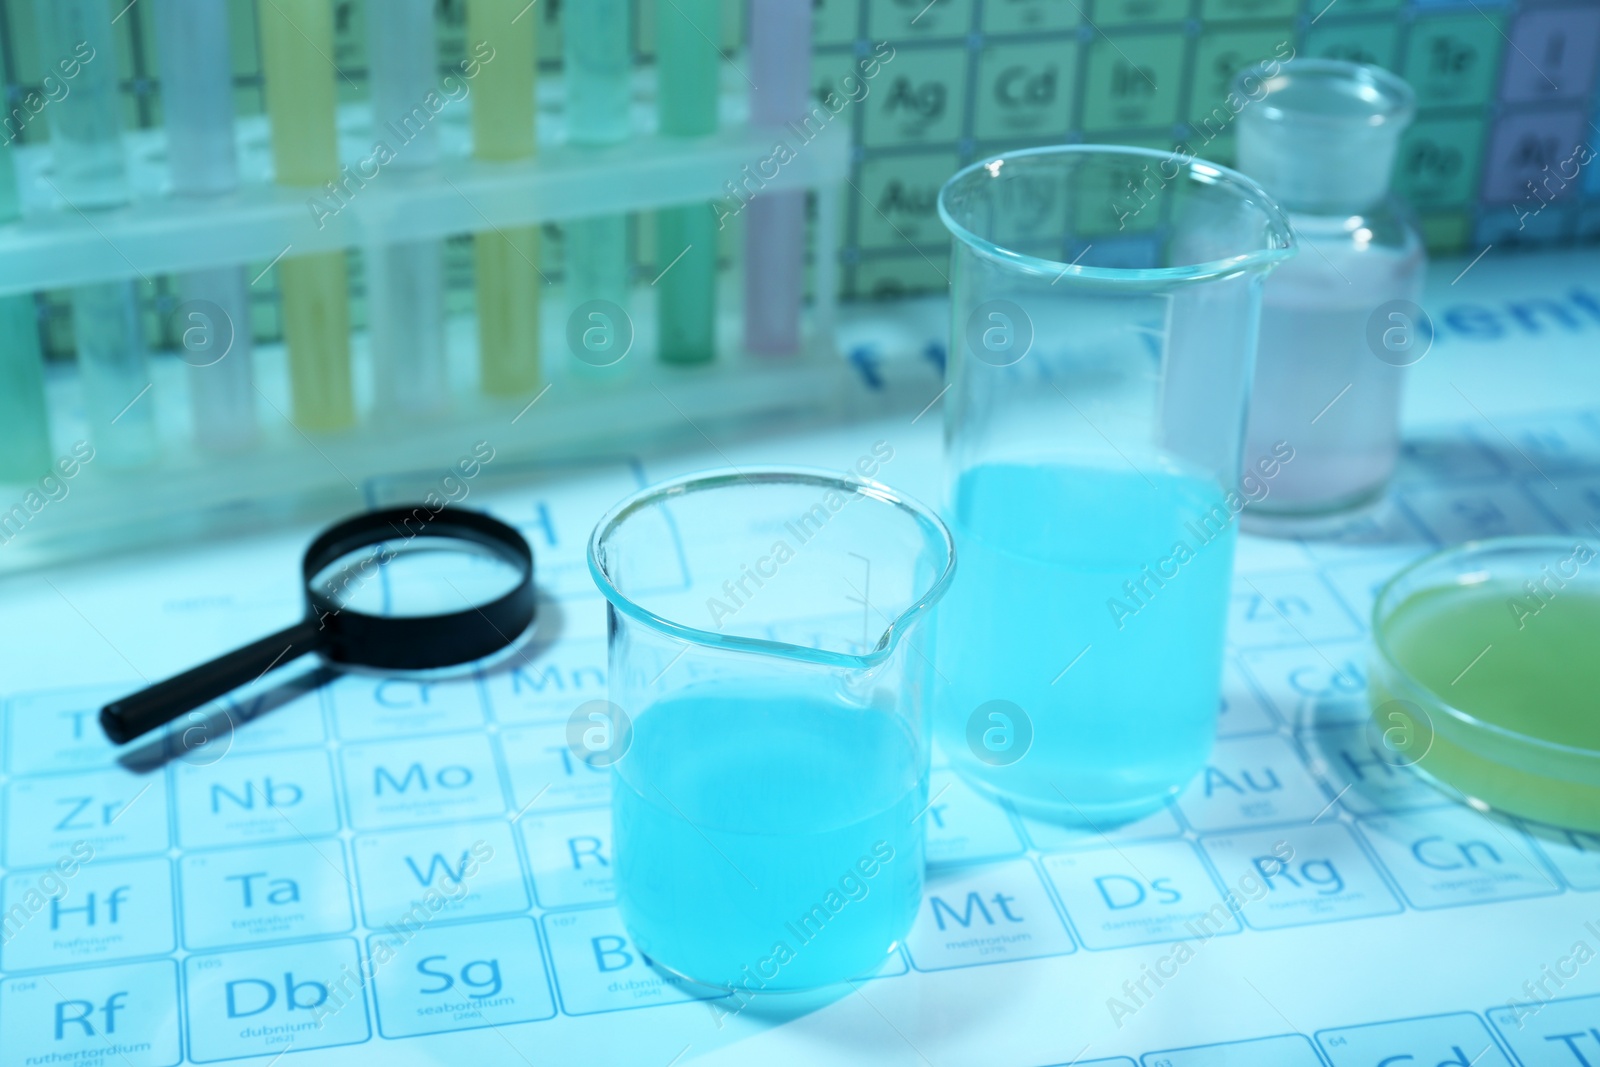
xmin=589 ymin=467 xmax=955 ymax=992
xmin=934 ymin=145 xmax=1294 ymax=825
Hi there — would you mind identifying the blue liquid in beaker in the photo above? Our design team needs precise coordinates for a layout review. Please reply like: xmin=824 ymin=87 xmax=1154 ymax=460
xmin=934 ymin=463 xmax=1234 ymax=823
xmin=613 ymin=687 xmax=925 ymax=991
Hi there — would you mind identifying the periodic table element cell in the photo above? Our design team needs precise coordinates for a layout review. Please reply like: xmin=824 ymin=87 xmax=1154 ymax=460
xmin=1198 ymin=0 xmax=1297 ymax=21
xmin=169 ymin=670 xmax=329 ymax=760
xmin=1397 ymin=482 xmax=1561 ymax=544
xmin=499 ymin=721 xmax=613 ymax=813
xmin=481 ymin=638 xmax=608 ymax=724
xmin=1042 ymin=841 xmax=1240 ymax=951
xmin=353 ymin=820 xmax=528 ymax=928
xmin=3 ymin=685 xmax=129 ymax=775
xmin=1228 ymin=570 xmax=1362 ymax=648
xmin=174 ymin=749 xmax=340 ymax=849
xmin=541 ymin=907 xmax=725 ymax=1016
xmin=814 ymin=50 xmax=870 ymax=117
xmin=1187 ymin=27 xmax=1295 ymax=126
xmin=862 ymin=46 xmax=967 ymax=149
xmin=1240 ymin=640 xmax=1370 ymax=732
xmin=339 ymin=732 xmax=507 ymax=831
xmin=1017 ymin=799 xmax=1183 ymax=853
xmin=328 ymin=674 xmax=486 ymax=740
xmin=1093 ymin=0 xmax=1188 ymax=28
xmin=867 ymin=0 xmax=975 ymax=40
xmin=1401 ymin=12 xmax=1507 ymax=110
xmin=521 ymin=807 xmax=615 ymax=909
xmin=1305 ymin=723 xmax=1451 ymax=816
xmin=923 ymin=769 xmax=1026 ymax=868
xmin=4 ymin=768 xmax=170 ymax=867
xmin=1 ymin=856 xmax=175 ymax=972
xmin=1071 ymin=138 xmax=1180 ymax=238
xmin=1082 ymin=32 xmax=1186 ymax=133
xmin=1217 ymin=657 xmax=1277 ymax=738
xmin=1320 ymin=558 xmax=1411 ymax=639
xmin=179 ymin=839 xmax=356 ymax=951
xmin=1502 ymin=7 xmax=1600 ymax=104
xmin=905 ymin=858 xmax=1075 ymax=970
xmin=1304 ymin=17 xmax=1401 ymax=69
xmin=854 ymin=252 xmax=953 ymax=300
xmin=981 ymin=0 xmax=1081 ymax=34
xmin=814 ymin=0 xmax=860 ymax=47
xmin=1483 ymin=109 xmax=1591 ymax=206
xmin=1200 ymin=823 xmax=1403 ymax=930
xmin=1482 ymin=411 xmax=1600 ymax=474
xmin=1488 ymin=993 xmax=1600 ymax=1065
xmin=1396 ymin=431 xmax=1506 ymax=485
xmin=855 ymin=152 xmax=960 ymax=251
xmin=1174 ymin=733 xmax=1332 ymax=833
xmin=1396 ymin=116 xmax=1487 ymax=209
xmin=368 ymin=917 xmax=556 ymax=1039
xmin=1316 ymin=1012 xmax=1513 ymax=1067
xmin=1141 ymin=1033 xmax=1326 ymax=1066
xmin=974 ymin=41 xmax=1078 ymax=142
xmin=183 ymin=939 xmax=370 ymax=1062
xmin=1356 ymin=808 xmax=1563 ymax=909
xmin=1523 ymin=823 xmax=1600 ymax=891
xmin=0 ymin=960 xmax=181 ymax=1067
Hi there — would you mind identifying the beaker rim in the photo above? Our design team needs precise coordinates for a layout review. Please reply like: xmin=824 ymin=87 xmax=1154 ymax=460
xmin=937 ymin=144 xmax=1296 ymax=286
xmin=587 ymin=466 xmax=957 ymax=670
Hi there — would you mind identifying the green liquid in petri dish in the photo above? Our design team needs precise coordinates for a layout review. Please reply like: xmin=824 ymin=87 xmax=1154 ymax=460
xmin=1375 ymin=580 xmax=1600 ymax=830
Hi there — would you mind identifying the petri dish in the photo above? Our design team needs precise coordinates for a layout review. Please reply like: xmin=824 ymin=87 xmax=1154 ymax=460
xmin=1369 ymin=537 xmax=1600 ymax=831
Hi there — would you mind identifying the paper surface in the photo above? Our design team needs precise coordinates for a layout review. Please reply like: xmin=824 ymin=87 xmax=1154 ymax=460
xmin=2 ymin=251 xmax=1599 ymax=1065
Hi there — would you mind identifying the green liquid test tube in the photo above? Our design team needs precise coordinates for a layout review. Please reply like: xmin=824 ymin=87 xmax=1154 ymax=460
xmin=565 ymin=0 xmax=632 ymax=380
xmin=257 ymin=0 xmax=354 ymax=432
xmin=0 ymin=137 xmax=52 ymax=482
xmin=470 ymin=0 xmax=541 ymax=397
xmin=656 ymin=0 xmax=720 ymax=365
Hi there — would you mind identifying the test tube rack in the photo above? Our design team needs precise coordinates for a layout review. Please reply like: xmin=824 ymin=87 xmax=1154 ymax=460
xmin=0 ymin=88 xmax=852 ymax=571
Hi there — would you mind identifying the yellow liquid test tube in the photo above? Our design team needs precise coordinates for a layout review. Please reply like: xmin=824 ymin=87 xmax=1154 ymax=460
xmin=469 ymin=0 xmax=542 ymax=397
xmin=257 ymin=0 xmax=354 ymax=432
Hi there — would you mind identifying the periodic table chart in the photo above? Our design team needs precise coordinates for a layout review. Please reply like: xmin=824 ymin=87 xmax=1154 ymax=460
xmin=2 ymin=249 xmax=1600 ymax=1066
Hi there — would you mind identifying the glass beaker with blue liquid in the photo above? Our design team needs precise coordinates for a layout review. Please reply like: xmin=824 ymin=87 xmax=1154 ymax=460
xmin=588 ymin=467 xmax=955 ymax=991
xmin=934 ymin=146 xmax=1294 ymax=824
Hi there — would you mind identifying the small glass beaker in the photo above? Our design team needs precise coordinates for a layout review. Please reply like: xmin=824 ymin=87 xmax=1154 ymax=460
xmin=588 ymin=466 xmax=955 ymax=992
xmin=935 ymin=145 xmax=1294 ymax=825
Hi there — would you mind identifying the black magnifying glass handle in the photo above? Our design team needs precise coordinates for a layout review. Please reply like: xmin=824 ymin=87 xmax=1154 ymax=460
xmin=100 ymin=618 xmax=324 ymax=745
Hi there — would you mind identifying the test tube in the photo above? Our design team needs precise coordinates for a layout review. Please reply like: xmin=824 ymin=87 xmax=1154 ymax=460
xmin=32 ymin=0 xmax=159 ymax=469
xmin=655 ymin=0 xmax=720 ymax=365
xmin=564 ymin=0 xmax=633 ymax=380
xmin=257 ymin=0 xmax=355 ymax=432
xmin=469 ymin=0 xmax=542 ymax=397
xmin=0 ymin=138 xmax=52 ymax=482
xmin=743 ymin=0 xmax=811 ymax=357
xmin=30 ymin=0 xmax=124 ymax=208
xmin=154 ymin=0 xmax=257 ymax=452
xmin=368 ymin=0 xmax=449 ymax=418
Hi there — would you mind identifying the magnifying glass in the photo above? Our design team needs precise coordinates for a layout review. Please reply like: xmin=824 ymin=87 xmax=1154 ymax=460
xmin=100 ymin=506 xmax=536 ymax=745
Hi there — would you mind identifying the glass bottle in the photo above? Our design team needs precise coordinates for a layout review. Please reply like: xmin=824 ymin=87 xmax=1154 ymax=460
xmin=1235 ymin=59 xmax=1425 ymax=526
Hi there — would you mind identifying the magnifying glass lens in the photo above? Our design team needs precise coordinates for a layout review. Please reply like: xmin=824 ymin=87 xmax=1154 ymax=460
xmin=101 ymin=507 xmax=536 ymax=745
xmin=311 ymin=537 xmax=528 ymax=618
